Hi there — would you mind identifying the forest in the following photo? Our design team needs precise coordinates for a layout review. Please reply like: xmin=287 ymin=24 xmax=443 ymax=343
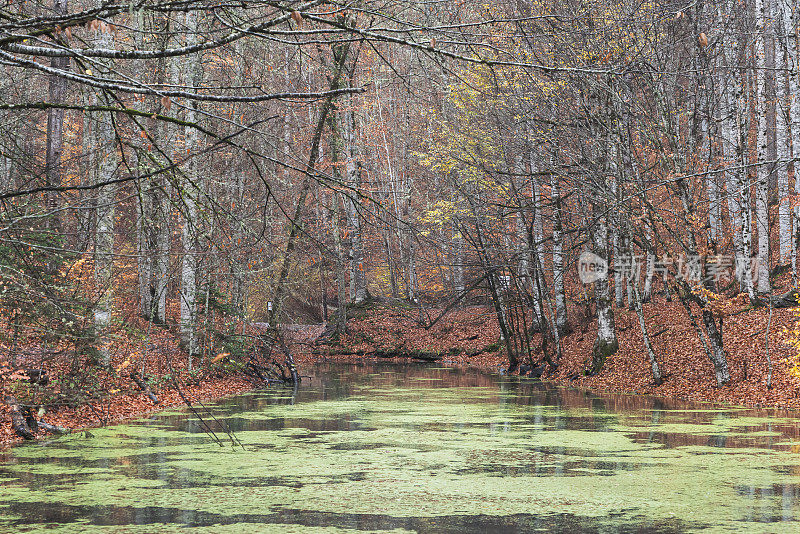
xmin=6 ymin=0 xmax=800 ymax=530
xmin=2 ymin=0 xmax=800 ymax=441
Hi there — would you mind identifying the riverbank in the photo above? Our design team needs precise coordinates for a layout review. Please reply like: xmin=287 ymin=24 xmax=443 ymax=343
xmin=303 ymin=297 xmax=800 ymax=410
xmin=0 ymin=371 xmax=254 ymax=448
xmin=3 ymin=295 xmax=799 ymax=447
xmin=0 ymin=313 xmax=256 ymax=447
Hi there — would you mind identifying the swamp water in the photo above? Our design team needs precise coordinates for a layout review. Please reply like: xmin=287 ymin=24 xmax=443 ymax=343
xmin=1 ymin=363 xmax=800 ymax=533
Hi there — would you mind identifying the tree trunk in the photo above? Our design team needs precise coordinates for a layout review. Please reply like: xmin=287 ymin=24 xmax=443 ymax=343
xmin=180 ymin=10 xmax=204 ymax=360
xmin=44 ymin=0 xmax=68 ymax=237
xmin=701 ymin=309 xmax=731 ymax=386
xmin=788 ymin=0 xmax=800 ymax=285
xmin=407 ymin=230 xmax=418 ymax=302
xmin=628 ymin=260 xmax=662 ymax=385
xmin=642 ymin=252 xmax=654 ymax=303
xmin=344 ymin=95 xmax=366 ymax=303
xmin=549 ymin=153 xmax=568 ymax=334
xmin=776 ymin=3 xmax=792 ymax=264
xmin=331 ymin=194 xmax=348 ymax=336
xmin=526 ymin=149 xmax=546 ymax=330
xmin=591 ymin=205 xmax=618 ymax=375
xmin=92 ymin=24 xmax=117 ymax=367
xmin=452 ymin=227 xmax=464 ymax=297
xmin=755 ymin=0 xmax=772 ymax=294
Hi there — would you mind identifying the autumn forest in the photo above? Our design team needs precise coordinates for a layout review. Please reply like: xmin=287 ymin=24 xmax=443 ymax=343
xmin=4 ymin=0 xmax=800 ymax=493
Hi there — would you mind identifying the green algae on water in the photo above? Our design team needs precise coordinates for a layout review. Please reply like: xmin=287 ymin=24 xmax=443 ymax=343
xmin=1 ymin=363 xmax=799 ymax=533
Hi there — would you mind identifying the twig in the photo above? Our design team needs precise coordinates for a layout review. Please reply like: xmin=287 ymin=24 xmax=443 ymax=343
xmin=766 ymin=291 xmax=773 ymax=390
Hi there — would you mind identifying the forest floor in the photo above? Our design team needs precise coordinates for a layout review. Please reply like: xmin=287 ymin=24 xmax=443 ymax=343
xmin=0 ymin=315 xmax=256 ymax=447
xmin=2 ymin=292 xmax=800 ymax=448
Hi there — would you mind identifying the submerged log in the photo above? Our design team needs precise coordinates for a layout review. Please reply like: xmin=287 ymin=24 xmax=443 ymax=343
xmin=4 ymin=395 xmax=35 ymax=440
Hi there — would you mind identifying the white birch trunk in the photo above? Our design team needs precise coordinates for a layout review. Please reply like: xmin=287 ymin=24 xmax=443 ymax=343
xmin=452 ymin=227 xmax=464 ymax=295
xmin=642 ymin=251 xmax=654 ymax=303
xmin=528 ymin=146 xmax=545 ymax=327
xmin=778 ymin=0 xmax=800 ymax=280
xmin=92 ymin=23 xmax=117 ymax=366
xmin=591 ymin=206 xmax=618 ymax=374
xmin=789 ymin=1 xmax=800 ymax=284
xmin=755 ymin=0 xmax=772 ymax=294
xmin=777 ymin=0 xmax=792 ymax=263
xmin=180 ymin=10 xmax=203 ymax=359
xmin=720 ymin=2 xmax=747 ymax=290
xmin=550 ymin=154 xmax=568 ymax=334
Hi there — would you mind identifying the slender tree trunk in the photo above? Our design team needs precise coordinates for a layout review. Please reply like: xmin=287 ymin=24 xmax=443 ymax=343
xmin=44 ymin=0 xmax=68 ymax=237
xmin=642 ymin=251 xmax=654 ymax=303
xmin=776 ymin=5 xmax=792 ymax=264
xmin=153 ymin=91 xmax=171 ymax=324
xmin=591 ymin=204 xmax=618 ymax=374
xmin=137 ymin=179 xmax=154 ymax=319
xmin=180 ymin=10 xmax=204 ymax=360
xmin=787 ymin=0 xmax=800 ymax=285
xmin=549 ymin=153 xmax=568 ymax=334
xmin=78 ymin=86 xmax=95 ymax=253
xmin=526 ymin=149 xmax=545 ymax=329
xmin=383 ymin=227 xmax=399 ymax=298
xmin=331 ymin=194 xmax=348 ymax=336
xmin=452 ymin=226 xmax=464 ymax=296
xmin=735 ymin=18 xmax=757 ymax=300
xmin=344 ymin=90 xmax=366 ymax=303
xmin=407 ymin=230 xmax=418 ymax=302
xmin=92 ymin=24 xmax=117 ymax=367
xmin=611 ymin=163 xmax=625 ymax=308
xmin=628 ymin=256 xmax=662 ymax=385
xmin=755 ymin=0 xmax=773 ymax=294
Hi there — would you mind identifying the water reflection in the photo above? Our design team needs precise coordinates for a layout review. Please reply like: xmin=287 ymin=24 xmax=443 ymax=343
xmin=0 ymin=362 xmax=799 ymax=533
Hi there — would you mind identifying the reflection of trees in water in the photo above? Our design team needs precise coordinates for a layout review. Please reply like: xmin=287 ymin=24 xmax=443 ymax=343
xmin=143 ymin=362 xmax=800 ymax=451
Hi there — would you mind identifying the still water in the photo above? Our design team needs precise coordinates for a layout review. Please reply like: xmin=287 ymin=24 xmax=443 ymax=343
xmin=1 ymin=362 xmax=800 ymax=533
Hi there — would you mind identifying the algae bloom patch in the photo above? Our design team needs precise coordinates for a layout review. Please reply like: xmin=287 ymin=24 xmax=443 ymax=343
xmin=1 ymin=363 xmax=799 ymax=532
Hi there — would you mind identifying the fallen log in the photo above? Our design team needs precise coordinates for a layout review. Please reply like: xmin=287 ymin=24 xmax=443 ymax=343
xmin=38 ymin=420 xmax=70 ymax=435
xmin=4 ymin=395 xmax=35 ymax=440
xmin=769 ymin=288 xmax=800 ymax=309
xmin=130 ymin=373 xmax=159 ymax=404
xmin=373 ymin=348 xmax=443 ymax=362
